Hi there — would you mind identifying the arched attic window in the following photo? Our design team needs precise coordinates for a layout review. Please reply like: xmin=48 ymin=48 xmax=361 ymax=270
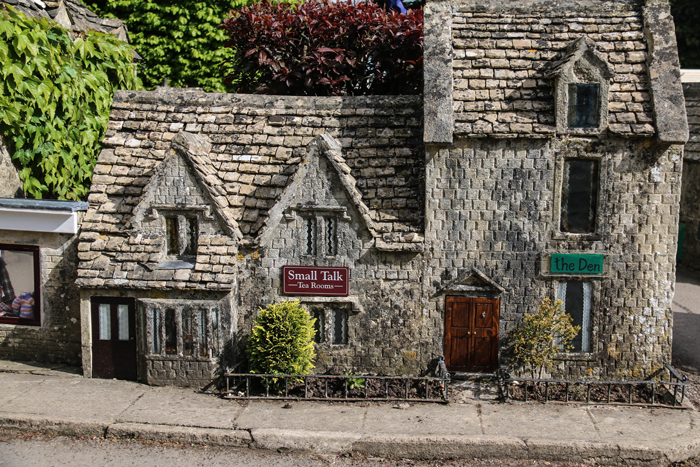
xmin=546 ymin=37 xmax=615 ymax=135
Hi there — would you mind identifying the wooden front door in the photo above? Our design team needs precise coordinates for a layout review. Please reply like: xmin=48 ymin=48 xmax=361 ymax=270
xmin=445 ymin=296 xmax=499 ymax=372
xmin=91 ymin=298 xmax=137 ymax=380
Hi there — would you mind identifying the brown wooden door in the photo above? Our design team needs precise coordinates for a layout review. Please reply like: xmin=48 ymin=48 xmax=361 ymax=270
xmin=445 ymin=296 xmax=499 ymax=372
xmin=91 ymin=298 xmax=137 ymax=381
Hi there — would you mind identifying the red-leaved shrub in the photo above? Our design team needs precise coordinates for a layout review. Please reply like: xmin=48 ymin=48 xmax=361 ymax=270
xmin=220 ymin=0 xmax=423 ymax=95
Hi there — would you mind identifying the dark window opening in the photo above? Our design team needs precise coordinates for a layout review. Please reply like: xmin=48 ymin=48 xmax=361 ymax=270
xmin=326 ymin=218 xmax=337 ymax=256
xmin=0 ymin=244 xmax=40 ymax=326
xmin=332 ymin=308 xmax=348 ymax=345
xmin=558 ymin=281 xmax=592 ymax=353
xmin=166 ymin=217 xmax=179 ymax=256
xmin=182 ymin=308 xmax=193 ymax=356
xmin=198 ymin=309 xmax=207 ymax=357
xmin=165 ymin=215 xmax=198 ymax=259
xmin=312 ymin=307 xmax=325 ymax=344
xmin=561 ymin=159 xmax=599 ymax=233
xmin=165 ymin=308 xmax=177 ymax=355
xmin=568 ymin=83 xmax=600 ymax=128
xmin=305 ymin=217 xmax=317 ymax=256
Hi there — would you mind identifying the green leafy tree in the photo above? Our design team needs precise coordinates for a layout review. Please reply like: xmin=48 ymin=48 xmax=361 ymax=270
xmin=246 ymin=300 xmax=316 ymax=387
xmin=511 ymin=298 xmax=580 ymax=380
xmin=670 ymin=0 xmax=700 ymax=69
xmin=0 ymin=5 xmax=140 ymax=200
xmin=88 ymin=0 xmax=243 ymax=91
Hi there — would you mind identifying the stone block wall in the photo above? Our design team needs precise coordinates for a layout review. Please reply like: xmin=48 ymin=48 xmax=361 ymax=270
xmin=423 ymin=137 xmax=682 ymax=380
xmin=0 ymin=231 xmax=82 ymax=366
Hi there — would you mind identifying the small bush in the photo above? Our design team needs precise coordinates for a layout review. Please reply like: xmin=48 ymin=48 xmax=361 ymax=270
xmin=220 ymin=0 xmax=423 ymax=96
xmin=246 ymin=300 xmax=316 ymax=383
xmin=511 ymin=298 xmax=580 ymax=380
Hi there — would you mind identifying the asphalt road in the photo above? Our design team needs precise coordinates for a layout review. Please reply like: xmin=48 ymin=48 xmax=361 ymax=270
xmin=0 ymin=432 xmax=590 ymax=467
xmin=672 ymin=265 xmax=700 ymax=373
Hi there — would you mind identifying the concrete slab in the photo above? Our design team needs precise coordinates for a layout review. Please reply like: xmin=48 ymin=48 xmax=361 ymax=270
xmin=119 ymin=387 xmax=242 ymax=429
xmin=479 ymin=403 xmax=600 ymax=442
xmin=588 ymin=406 xmax=695 ymax=446
xmin=362 ymin=403 xmax=482 ymax=436
xmin=2 ymin=376 xmax=146 ymax=423
xmin=234 ymin=401 xmax=366 ymax=432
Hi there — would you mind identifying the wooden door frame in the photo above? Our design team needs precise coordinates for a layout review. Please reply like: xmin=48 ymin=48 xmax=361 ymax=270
xmin=443 ymin=295 xmax=500 ymax=373
xmin=90 ymin=296 xmax=138 ymax=381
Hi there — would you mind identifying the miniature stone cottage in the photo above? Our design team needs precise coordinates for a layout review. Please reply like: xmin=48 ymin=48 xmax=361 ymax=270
xmin=72 ymin=0 xmax=687 ymax=386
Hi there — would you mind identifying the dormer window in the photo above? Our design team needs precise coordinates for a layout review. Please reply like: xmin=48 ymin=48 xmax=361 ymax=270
xmin=547 ymin=37 xmax=614 ymax=135
xmin=165 ymin=215 xmax=198 ymax=260
xmin=568 ymin=84 xmax=600 ymax=129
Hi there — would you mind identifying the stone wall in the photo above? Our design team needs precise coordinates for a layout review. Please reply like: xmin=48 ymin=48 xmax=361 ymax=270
xmin=423 ymin=137 xmax=682 ymax=380
xmin=0 ymin=231 xmax=82 ymax=366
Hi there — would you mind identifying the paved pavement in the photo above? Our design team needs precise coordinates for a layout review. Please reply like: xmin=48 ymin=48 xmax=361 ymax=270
xmin=0 ymin=361 xmax=698 ymax=466
xmin=673 ymin=265 xmax=700 ymax=373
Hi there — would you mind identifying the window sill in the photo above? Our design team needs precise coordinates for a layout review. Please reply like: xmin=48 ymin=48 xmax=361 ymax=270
xmin=551 ymin=231 xmax=601 ymax=242
xmin=0 ymin=318 xmax=40 ymax=327
xmin=156 ymin=260 xmax=195 ymax=270
xmin=554 ymin=352 xmax=595 ymax=361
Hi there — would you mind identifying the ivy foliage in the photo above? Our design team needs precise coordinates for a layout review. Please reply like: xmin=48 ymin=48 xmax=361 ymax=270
xmin=0 ymin=6 xmax=140 ymax=200
xmin=89 ymin=0 xmax=242 ymax=92
xmin=247 ymin=300 xmax=316 ymax=387
xmin=670 ymin=0 xmax=700 ymax=69
xmin=511 ymin=299 xmax=580 ymax=380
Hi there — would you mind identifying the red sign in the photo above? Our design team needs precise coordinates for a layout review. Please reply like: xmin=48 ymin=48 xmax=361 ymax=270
xmin=282 ymin=266 xmax=349 ymax=296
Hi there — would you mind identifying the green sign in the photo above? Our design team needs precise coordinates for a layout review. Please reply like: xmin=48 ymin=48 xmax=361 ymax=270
xmin=551 ymin=254 xmax=604 ymax=275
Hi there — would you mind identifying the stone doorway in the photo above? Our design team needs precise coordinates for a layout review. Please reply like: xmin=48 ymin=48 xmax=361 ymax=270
xmin=91 ymin=298 xmax=137 ymax=381
xmin=444 ymin=296 xmax=499 ymax=373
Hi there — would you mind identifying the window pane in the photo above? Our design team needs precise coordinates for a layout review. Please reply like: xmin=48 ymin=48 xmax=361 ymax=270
xmin=212 ymin=307 xmax=219 ymax=354
xmin=184 ymin=217 xmax=198 ymax=257
xmin=0 ymin=249 xmax=35 ymax=319
xmin=558 ymin=281 xmax=592 ymax=353
xmin=117 ymin=304 xmax=129 ymax=341
xmin=198 ymin=308 xmax=207 ymax=357
xmin=312 ymin=308 xmax=325 ymax=344
xmin=151 ymin=308 xmax=162 ymax=355
xmin=99 ymin=304 xmax=111 ymax=341
xmin=568 ymin=83 xmax=600 ymax=128
xmin=166 ymin=217 xmax=179 ymax=256
xmin=326 ymin=218 xmax=337 ymax=256
xmin=183 ymin=308 xmax=193 ymax=356
xmin=332 ymin=308 xmax=347 ymax=345
xmin=305 ymin=217 xmax=317 ymax=255
xmin=165 ymin=308 xmax=177 ymax=355
xmin=561 ymin=159 xmax=598 ymax=233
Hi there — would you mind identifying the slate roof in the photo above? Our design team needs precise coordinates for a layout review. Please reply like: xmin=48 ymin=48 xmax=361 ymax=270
xmin=452 ymin=1 xmax=656 ymax=137
xmin=79 ymin=87 xmax=424 ymax=252
xmin=3 ymin=0 xmax=130 ymax=42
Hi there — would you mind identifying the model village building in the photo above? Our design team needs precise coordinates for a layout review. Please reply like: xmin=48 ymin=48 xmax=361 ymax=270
xmin=0 ymin=0 xmax=690 ymax=386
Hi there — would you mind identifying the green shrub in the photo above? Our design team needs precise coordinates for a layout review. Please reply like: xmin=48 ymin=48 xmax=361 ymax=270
xmin=511 ymin=298 xmax=580 ymax=380
xmin=246 ymin=300 xmax=316 ymax=383
xmin=0 ymin=5 xmax=140 ymax=200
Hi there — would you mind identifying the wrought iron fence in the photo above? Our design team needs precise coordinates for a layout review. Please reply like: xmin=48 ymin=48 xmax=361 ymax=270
xmin=222 ymin=371 xmax=450 ymax=402
xmin=499 ymin=364 xmax=688 ymax=408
